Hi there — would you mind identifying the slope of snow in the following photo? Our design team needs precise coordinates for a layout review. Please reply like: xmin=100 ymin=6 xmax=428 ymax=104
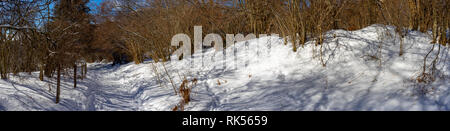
xmin=0 ymin=25 xmax=449 ymax=111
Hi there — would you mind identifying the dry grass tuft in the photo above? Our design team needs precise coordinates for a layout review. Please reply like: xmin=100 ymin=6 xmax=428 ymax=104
xmin=173 ymin=77 xmax=198 ymax=111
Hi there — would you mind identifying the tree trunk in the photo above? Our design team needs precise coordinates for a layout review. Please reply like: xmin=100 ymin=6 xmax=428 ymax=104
xmin=73 ymin=64 xmax=77 ymax=88
xmin=44 ymin=59 xmax=54 ymax=78
xmin=83 ymin=63 xmax=87 ymax=79
xmin=399 ymin=35 xmax=404 ymax=56
xmin=431 ymin=0 xmax=438 ymax=43
xmin=446 ymin=15 xmax=449 ymax=45
xmin=290 ymin=0 xmax=298 ymax=52
xmin=0 ymin=62 xmax=5 ymax=79
xmin=408 ymin=0 xmax=419 ymax=30
xmin=0 ymin=49 xmax=7 ymax=79
xmin=80 ymin=63 xmax=85 ymax=80
xmin=39 ymin=65 xmax=44 ymax=81
xmin=56 ymin=64 xmax=61 ymax=104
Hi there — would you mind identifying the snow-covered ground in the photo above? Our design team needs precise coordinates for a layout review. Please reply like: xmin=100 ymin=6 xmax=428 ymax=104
xmin=0 ymin=25 xmax=449 ymax=111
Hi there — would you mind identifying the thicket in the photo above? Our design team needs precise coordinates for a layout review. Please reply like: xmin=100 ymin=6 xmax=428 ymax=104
xmin=93 ymin=0 xmax=448 ymax=65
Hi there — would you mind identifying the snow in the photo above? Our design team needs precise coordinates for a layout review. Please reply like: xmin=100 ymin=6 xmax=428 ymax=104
xmin=0 ymin=24 xmax=449 ymax=111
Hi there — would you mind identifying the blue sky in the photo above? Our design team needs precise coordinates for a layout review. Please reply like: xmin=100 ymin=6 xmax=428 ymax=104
xmin=88 ymin=0 xmax=103 ymax=10
xmin=88 ymin=0 xmax=103 ymax=13
xmin=90 ymin=0 xmax=102 ymax=6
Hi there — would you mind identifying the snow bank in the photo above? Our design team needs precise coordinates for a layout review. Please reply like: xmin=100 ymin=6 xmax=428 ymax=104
xmin=0 ymin=25 xmax=449 ymax=111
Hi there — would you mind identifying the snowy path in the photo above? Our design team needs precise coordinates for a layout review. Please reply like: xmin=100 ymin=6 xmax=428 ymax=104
xmin=82 ymin=65 xmax=140 ymax=111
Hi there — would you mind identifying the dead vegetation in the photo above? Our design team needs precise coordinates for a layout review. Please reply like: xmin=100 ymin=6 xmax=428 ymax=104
xmin=172 ymin=77 xmax=198 ymax=111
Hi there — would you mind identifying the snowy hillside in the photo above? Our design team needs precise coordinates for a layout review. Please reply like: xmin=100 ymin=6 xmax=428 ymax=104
xmin=0 ymin=25 xmax=449 ymax=111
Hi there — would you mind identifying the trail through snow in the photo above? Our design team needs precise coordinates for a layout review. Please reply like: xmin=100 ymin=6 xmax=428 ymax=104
xmin=83 ymin=65 xmax=140 ymax=110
